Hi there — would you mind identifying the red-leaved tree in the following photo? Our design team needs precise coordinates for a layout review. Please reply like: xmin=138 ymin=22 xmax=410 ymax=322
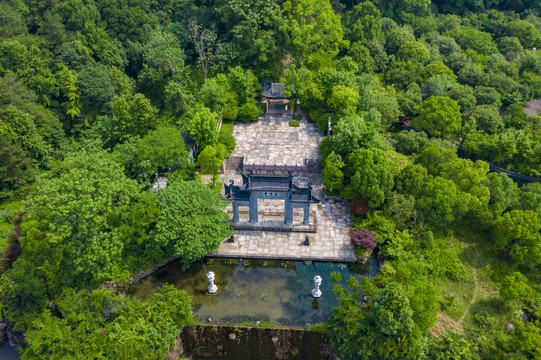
xmin=351 ymin=227 xmax=378 ymax=251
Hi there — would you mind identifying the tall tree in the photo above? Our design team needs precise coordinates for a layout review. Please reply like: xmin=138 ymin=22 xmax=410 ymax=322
xmin=280 ymin=0 xmax=347 ymax=67
xmin=322 ymin=151 xmax=345 ymax=192
xmin=344 ymin=147 xmax=394 ymax=208
xmin=22 ymin=144 xmax=149 ymax=288
xmin=412 ymin=96 xmax=462 ymax=138
xmin=188 ymin=19 xmax=224 ymax=81
xmin=150 ymin=180 xmax=232 ymax=269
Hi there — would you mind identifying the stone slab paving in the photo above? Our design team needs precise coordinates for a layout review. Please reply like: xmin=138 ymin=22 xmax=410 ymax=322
xmin=213 ymin=112 xmax=357 ymax=262
xmin=230 ymin=113 xmax=322 ymax=166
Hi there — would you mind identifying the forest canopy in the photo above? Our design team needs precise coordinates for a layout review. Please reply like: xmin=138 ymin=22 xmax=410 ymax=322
xmin=0 ymin=0 xmax=540 ymax=359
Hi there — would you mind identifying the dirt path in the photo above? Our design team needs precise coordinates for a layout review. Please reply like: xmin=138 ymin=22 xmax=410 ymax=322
xmin=524 ymin=98 xmax=541 ymax=115
xmin=459 ymin=266 xmax=478 ymax=325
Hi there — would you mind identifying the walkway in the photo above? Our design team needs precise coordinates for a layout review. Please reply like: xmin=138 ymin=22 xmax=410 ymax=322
xmin=213 ymin=112 xmax=356 ymax=262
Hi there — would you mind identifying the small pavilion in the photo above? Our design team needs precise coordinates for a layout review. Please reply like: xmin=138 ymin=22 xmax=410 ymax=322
xmin=261 ymin=80 xmax=293 ymax=114
xmin=224 ymin=171 xmax=319 ymax=225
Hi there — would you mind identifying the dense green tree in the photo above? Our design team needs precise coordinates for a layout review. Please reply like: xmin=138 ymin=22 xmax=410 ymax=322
xmin=198 ymin=144 xmax=226 ymax=186
xmin=452 ymin=27 xmax=498 ymax=55
xmin=485 ymin=172 xmax=519 ymax=217
xmin=383 ymin=192 xmax=416 ymax=229
xmin=412 ymin=96 xmax=461 ymax=138
xmin=506 ymin=19 xmax=541 ymax=49
xmin=395 ymin=164 xmax=430 ymax=197
xmin=188 ymin=107 xmax=219 ymax=149
xmin=280 ymin=0 xmax=347 ymax=67
xmin=21 ymin=145 xmax=152 ymax=289
xmin=373 ymin=0 xmax=430 ymax=20
xmin=77 ymin=64 xmax=116 ymax=117
xmin=216 ymin=0 xmax=283 ymax=71
xmin=500 ymin=271 xmax=533 ymax=302
xmin=417 ymin=176 xmax=469 ymax=227
xmin=329 ymin=110 xmax=380 ymax=156
xmin=0 ymin=105 xmax=52 ymax=160
xmin=322 ymin=151 xmax=344 ymax=192
xmin=344 ymin=147 xmax=394 ymax=208
xmin=393 ymin=130 xmax=429 ymax=155
xmin=150 ymin=180 xmax=232 ymax=269
xmin=465 ymin=105 xmax=504 ymax=134
xmin=348 ymin=42 xmax=375 ymax=73
xmin=326 ymin=279 xmax=427 ymax=360
xmin=0 ymin=135 xmax=33 ymax=195
xmin=494 ymin=210 xmax=541 ymax=267
xmin=474 ymin=86 xmax=502 ymax=109
xmin=447 ymin=85 xmax=476 ymax=113
xmin=199 ymin=74 xmax=234 ymax=113
xmin=415 ymin=141 xmax=458 ymax=175
xmin=374 ymin=93 xmax=401 ymax=128
xmin=503 ymin=320 xmax=541 ymax=360
xmin=346 ymin=1 xmax=382 ymax=45
xmin=138 ymin=28 xmax=187 ymax=106
xmin=421 ymin=75 xmax=458 ymax=99
xmin=498 ymin=36 xmax=523 ymax=59
xmin=385 ymin=61 xmax=423 ymax=90
xmin=187 ymin=19 xmax=223 ymax=81
xmin=110 ymin=93 xmax=159 ymax=143
xmin=397 ymin=41 xmax=431 ymax=64
xmin=0 ymin=258 xmax=49 ymax=329
xmin=440 ymin=158 xmax=490 ymax=212
xmin=421 ymin=61 xmax=456 ymax=82
xmin=328 ymin=85 xmax=359 ymax=113
xmin=398 ymin=83 xmax=422 ymax=116
xmin=516 ymin=183 xmax=541 ymax=215
xmin=228 ymin=66 xmax=260 ymax=104
xmin=427 ymin=332 xmax=479 ymax=360
xmin=21 ymin=285 xmax=193 ymax=360
xmin=385 ymin=27 xmax=416 ymax=55
xmin=113 ymin=125 xmax=192 ymax=183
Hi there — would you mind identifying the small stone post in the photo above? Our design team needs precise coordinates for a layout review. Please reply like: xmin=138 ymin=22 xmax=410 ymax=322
xmin=311 ymin=275 xmax=322 ymax=298
xmin=207 ymin=271 xmax=218 ymax=294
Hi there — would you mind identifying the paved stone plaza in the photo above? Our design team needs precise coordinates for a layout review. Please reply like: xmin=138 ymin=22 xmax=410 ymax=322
xmin=213 ymin=111 xmax=357 ymax=262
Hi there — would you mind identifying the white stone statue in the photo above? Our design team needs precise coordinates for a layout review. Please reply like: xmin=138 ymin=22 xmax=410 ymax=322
xmin=311 ymin=275 xmax=322 ymax=298
xmin=207 ymin=271 xmax=218 ymax=293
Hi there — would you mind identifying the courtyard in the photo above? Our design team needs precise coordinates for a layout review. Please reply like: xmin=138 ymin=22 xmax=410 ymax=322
xmin=213 ymin=110 xmax=356 ymax=262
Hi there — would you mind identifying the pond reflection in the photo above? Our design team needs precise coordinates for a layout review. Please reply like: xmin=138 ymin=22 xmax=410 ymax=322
xmin=128 ymin=257 xmax=378 ymax=327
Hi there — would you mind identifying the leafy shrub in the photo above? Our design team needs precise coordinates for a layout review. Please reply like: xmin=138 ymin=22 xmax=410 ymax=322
xmin=288 ymin=120 xmax=300 ymax=127
xmin=237 ymin=102 xmax=260 ymax=122
xmin=217 ymin=132 xmax=236 ymax=157
xmin=351 ymin=227 xmax=378 ymax=250
xmin=222 ymin=103 xmax=239 ymax=121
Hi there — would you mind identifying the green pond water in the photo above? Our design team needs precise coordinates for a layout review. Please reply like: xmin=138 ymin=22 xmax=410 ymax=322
xmin=128 ymin=257 xmax=378 ymax=327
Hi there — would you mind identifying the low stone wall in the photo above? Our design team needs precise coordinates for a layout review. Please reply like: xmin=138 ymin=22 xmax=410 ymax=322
xmin=179 ymin=324 xmax=334 ymax=360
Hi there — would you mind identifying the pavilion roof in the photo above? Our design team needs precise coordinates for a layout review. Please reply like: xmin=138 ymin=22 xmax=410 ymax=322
xmin=262 ymin=80 xmax=293 ymax=99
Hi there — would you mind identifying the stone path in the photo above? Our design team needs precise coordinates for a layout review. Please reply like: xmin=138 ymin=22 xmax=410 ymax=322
xmin=213 ymin=112 xmax=357 ymax=262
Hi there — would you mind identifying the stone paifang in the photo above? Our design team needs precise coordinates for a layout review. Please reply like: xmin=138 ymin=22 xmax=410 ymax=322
xmin=224 ymin=170 xmax=320 ymax=225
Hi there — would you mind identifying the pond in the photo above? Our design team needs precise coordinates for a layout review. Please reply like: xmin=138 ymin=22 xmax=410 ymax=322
xmin=128 ymin=257 xmax=378 ymax=327
xmin=0 ymin=340 xmax=20 ymax=360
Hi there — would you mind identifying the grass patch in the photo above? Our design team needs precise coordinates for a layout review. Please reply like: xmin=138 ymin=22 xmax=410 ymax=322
xmin=292 ymin=114 xmax=302 ymax=120
xmin=219 ymin=120 xmax=234 ymax=137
